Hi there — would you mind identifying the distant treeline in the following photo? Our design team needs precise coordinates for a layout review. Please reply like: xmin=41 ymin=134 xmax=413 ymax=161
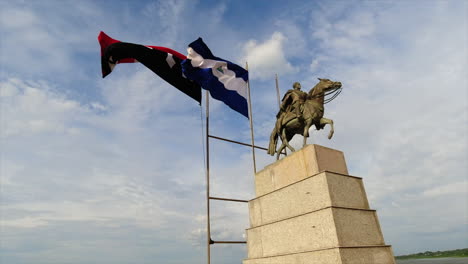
xmin=396 ymin=248 xmax=468 ymax=260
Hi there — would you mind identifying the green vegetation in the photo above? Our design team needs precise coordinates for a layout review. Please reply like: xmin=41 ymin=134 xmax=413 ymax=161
xmin=396 ymin=248 xmax=468 ymax=260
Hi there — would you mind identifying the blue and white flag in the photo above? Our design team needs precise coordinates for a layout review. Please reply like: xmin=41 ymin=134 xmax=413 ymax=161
xmin=181 ymin=38 xmax=249 ymax=118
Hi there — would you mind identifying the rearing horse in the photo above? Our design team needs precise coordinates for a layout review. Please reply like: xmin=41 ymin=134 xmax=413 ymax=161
xmin=268 ymin=78 xmax=342 ymax=160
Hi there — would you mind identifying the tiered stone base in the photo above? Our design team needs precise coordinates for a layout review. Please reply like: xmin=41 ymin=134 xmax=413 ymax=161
xmin=243 ymin=145 xmax=395 ymax=264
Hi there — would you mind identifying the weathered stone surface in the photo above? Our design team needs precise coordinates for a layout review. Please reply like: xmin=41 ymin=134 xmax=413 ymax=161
xmin=304 ymin=144 xmax=348 ymax=176
xmin=326 ymin=172 xmax=369 ymax=208
xmin=255 ymin=144 xmax=348 ymax=196
xmin=339 ymin=246 xmax=396 ymax=264
xmin=247 ymin=207 xmax=384 ymax=258
xmin=243 ymin=246 xmax=395 ymax=264
xmin=334 ymin=209 xmax=385 ymax=247
xmin=246 ymin=227 xmax=264 ymax=258
xmin=244 ymin=248 xmax=342 ymax=264
xmin=249 ymin=172 xmax=369 ymax=227
xmin=247 ymin=208 xmax=337 ymax=258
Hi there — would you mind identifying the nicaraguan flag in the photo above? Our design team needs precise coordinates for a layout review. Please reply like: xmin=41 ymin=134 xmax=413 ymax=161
xmin=181 ymin=38 xmax=249 ymax=118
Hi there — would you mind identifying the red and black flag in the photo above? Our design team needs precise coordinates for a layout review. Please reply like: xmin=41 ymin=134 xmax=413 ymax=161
xmin=98 ymin=31 xmax=201 ymax=103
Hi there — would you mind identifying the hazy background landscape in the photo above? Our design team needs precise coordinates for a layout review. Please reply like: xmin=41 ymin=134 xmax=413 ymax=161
xmin=397 ymin=258 xmax=468 ymax=264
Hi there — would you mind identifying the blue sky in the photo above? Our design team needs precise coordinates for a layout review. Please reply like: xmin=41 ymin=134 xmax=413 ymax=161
xmin=0 ymin=0 xmax=466 ymax=263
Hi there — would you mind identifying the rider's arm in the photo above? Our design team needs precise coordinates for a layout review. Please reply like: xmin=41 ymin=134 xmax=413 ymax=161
xmin=280 ymin=90 xmax=292 ymax=111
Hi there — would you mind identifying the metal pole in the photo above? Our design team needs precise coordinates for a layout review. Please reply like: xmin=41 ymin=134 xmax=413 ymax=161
xmin=205 ymin=90 xmax=211 ymax=264
xmin=209 ymin=196 xmax=249 ymax=203
xmin=208 ymin=135 xmax=268 ymax=151
xmin=275 ymin=74 xmax=286 ymax=156
xmin=246 ymin=62 xmax=257 ymax=174
xmin=275 ymin=74 xmax=281 ymax=108
xmin=212 ymin=241 xmax=247 ymax=244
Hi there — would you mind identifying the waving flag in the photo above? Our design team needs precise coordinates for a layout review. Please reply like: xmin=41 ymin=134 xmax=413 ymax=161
xmin=181 ymin=38 xmax=249 ymax=118
xmin=98 ymin=31 xmax=201 ymax=103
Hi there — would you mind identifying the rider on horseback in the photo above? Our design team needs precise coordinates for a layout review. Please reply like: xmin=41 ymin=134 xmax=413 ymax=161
xmin=275 ymin=82 xmax=308 ymax=131
xmin=268 ymin=78 xmax=342 ymax=158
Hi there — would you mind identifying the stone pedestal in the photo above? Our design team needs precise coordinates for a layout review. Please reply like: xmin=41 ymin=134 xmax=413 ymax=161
xmin=243 ymin=145 xmax=395 ymax=264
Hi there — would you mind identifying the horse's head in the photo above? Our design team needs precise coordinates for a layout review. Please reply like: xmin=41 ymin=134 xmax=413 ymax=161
xmin=318 ymin=78 xmax=342 ymax=92
xmin=308 ymin=78 xmax=342 ymax=97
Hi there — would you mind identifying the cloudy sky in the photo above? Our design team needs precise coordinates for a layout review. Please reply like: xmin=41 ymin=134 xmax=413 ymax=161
xmin=0 ymin=0 xmax=466 ymax=263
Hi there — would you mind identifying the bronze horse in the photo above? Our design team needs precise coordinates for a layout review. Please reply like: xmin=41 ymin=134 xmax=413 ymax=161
xmin=268 ymin=78 xmax=342 ymax=160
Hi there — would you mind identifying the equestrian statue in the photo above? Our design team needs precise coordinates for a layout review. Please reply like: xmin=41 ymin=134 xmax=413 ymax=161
xmin=268 ymin=78 xmax=343 ymax=160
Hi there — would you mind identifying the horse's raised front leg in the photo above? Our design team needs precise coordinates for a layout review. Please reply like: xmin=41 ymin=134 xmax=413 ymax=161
xmin=281 ymin=128 xmax=296 ymax=153
xmin=320 ymin=117 xmax=334 ymax=139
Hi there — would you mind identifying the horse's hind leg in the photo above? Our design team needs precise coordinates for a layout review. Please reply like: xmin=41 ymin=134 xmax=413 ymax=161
xmin=281 ymin=129 xmax=296 ymax=152
xmin=320 ymin=117 xmax=334 ymax=139
xmin=276 ymin=143 xmax=286 ymax=160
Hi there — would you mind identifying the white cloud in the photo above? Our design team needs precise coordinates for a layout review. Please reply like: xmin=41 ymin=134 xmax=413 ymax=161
xmin=0 ymin=7 xmax=38 ymax=29
xmin=240 ymin=32 xmax=297 ymax=80
xmin=0 ymin=1 xmax=111 ymax=79
xmin=0 ymin=75 xmax=190 ymax=223
xmin=273 ymin=20 xmax=307 ymax=57
xmin=422 ymin=181 xmax=467 ymax=198
xmin=309 ymin=54 xmax=330 ymax=74
xmin=141 ymin=1 xmax=187 ymax=46
xmin=0 ymin=79 xmax=83 ymax=137
xmin=0 ymin=7 xmax=70 ymax=75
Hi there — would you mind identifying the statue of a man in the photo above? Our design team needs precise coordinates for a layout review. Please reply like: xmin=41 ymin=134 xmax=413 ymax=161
xmin=274 ymin=82 xmax=308 ymax=132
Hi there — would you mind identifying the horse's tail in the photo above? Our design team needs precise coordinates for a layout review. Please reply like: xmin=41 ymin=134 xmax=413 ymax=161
xmin=267 ymin=128 xmax=278 ymax=156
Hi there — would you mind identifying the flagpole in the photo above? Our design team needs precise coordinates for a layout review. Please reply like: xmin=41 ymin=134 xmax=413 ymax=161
xmin=275 ymin=74 xmax=286 ymax=156
xmin=205 ymin=90 xmax=211 ymax=264
xmin=246 ymin=62 xmax=257 ymax=174
xmin=275 ymin=74 xmax=281 ymax=108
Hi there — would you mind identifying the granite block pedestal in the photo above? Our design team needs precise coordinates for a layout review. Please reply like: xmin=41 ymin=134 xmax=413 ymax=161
xmin=243 ymin=145 xmax=395 ymax=264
